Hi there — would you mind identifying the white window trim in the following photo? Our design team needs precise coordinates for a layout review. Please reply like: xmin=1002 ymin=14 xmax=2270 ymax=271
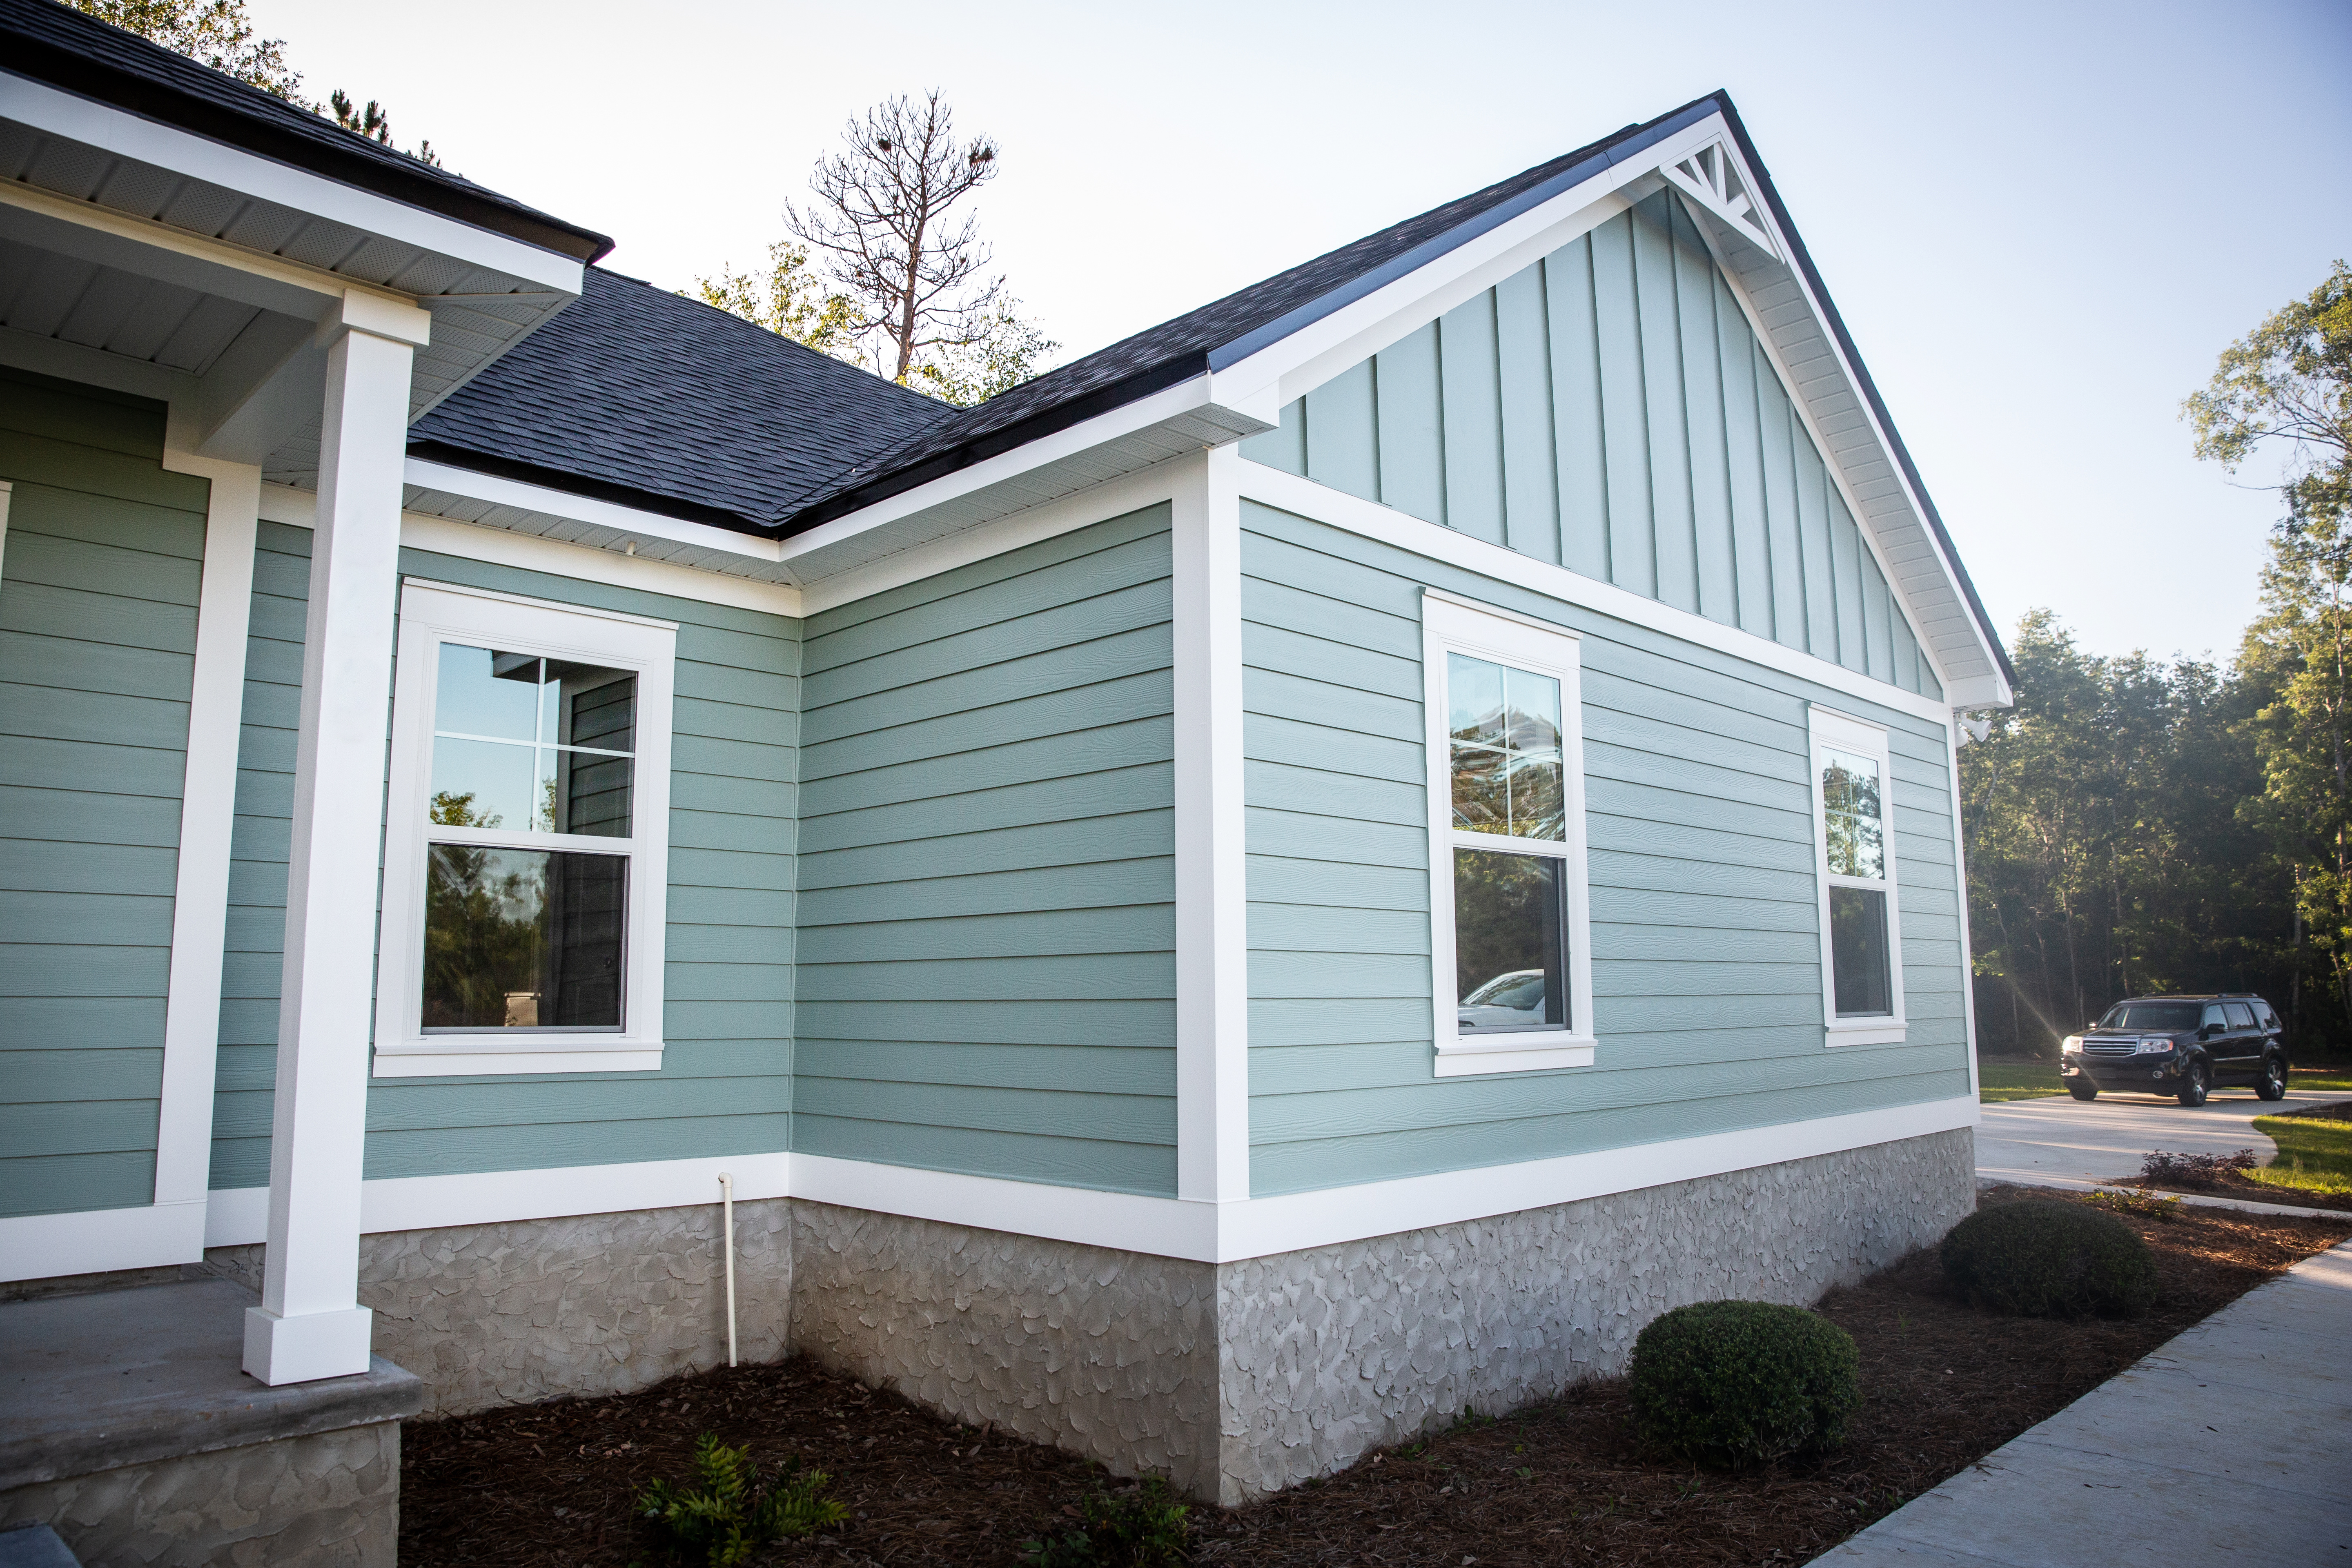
xmin=1423 ymin=589 xmax=1596 ymax=1076
xmin=373 ymin=578 xmax=677 ymax=1076
xmin=1809 ymin=705 xmax=1907 ymax=1047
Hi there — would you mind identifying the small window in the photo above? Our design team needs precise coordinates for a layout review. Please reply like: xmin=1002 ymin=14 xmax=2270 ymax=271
xmin=2202 ymin=1004 xmax=2227 ymax=1031
xmin=1423 ymin=592 xmax=1594 ymax=1076
xmin=1809 ymin=708 xmax=1906 ymax=1046
xmin=376 ymin=581 xmax=677 ymax=1076
xmin=2223 ymin=1001 xmax=2257 ymax=1030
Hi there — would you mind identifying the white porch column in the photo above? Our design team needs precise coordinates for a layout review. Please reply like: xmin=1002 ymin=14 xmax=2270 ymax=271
xmin=244 ymin=292 xmax=430 ymax=1386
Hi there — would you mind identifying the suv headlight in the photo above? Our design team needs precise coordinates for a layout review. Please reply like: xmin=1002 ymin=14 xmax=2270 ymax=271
xmin=2133 ymin=1037 xmax=2174 ymax=1054
xmin=2062 ymin=1036 xmax=2084 ymax=1054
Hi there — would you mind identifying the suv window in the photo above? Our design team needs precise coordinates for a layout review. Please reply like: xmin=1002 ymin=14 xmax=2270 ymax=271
xmin=2256 ymin=1002 xmax=2280 ymax=1031
xmin=2097 ymin=1001 xmax=2201 ymax=1031
xmin=2224 ymin=1001 xmax=2258 ymax=1029
xmin=2202 ymin=1004 xmax=2227 ymax=1030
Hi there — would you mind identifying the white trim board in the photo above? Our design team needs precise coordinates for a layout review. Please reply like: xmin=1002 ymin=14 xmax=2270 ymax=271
xmin=0 ymin=1200 xmax=205 ymax=1285
xmin=198 ymin=1096 xmax=1979 ymax=1265
xmin=1239 ymin=463 xmax=1955 ymax=726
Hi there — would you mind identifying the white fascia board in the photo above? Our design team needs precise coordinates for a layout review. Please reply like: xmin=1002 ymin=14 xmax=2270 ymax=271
xmin=198 ymin=1097 xmax=1975 ymax=1262
xmin=775 ymin=373 xmax=1262 ymax=570
xmin=1209 ymin=117 xmax=1734 ymax=418
xmin=1241 ymin=463 xmax=1955 ymax=726
xmin=0 ymin=71 xmax=584 ymax=296
xmin=404 ymin=457 xmax=790 ymax=566
xmin=259 ymin=482 xmax=804 ymax=617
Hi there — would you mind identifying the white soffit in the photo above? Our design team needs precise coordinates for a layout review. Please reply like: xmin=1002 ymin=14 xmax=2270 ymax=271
xmin=0 ymin=71 xmax=582 ymax=483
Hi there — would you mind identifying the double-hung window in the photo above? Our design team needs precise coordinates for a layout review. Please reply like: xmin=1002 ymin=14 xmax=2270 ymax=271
xmin=1423 ymin=592 xmax=1595 ymax=1076
xmin=374 ymin=580 xmax=677 ymax=1076
xmin=1809 ymin=706 xmax=1906 ymax=1046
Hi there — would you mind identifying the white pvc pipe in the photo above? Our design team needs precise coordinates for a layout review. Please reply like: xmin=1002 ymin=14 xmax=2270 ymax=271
xmin=717 ymin=1171 xmax=737 ymax=1368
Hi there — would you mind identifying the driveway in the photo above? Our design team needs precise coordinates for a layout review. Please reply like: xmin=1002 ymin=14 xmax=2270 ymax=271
xmin=1976 ymin=1084 xmax=2347 ymax=1187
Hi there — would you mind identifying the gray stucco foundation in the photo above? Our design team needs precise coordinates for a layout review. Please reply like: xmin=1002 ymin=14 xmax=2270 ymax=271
xmin=174 ymin=1126 xmax=1970 ymax=1510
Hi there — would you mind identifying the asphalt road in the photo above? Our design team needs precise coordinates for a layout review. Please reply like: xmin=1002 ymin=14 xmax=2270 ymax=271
xmin=1976 ymin=1083 xmax=2345 ymax=1187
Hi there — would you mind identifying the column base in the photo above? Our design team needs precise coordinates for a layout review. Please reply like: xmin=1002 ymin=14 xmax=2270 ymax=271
xmin=243 ymin=1305 xmax=373 ymax=1385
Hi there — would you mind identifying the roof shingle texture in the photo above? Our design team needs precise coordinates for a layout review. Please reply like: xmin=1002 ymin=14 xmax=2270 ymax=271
xmin=410 ymin=270 xmax=958 ymax=528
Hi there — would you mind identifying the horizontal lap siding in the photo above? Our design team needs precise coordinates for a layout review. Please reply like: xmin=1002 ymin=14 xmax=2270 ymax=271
xmin=1238 ymin=192 xmax=1939 ymax=701
xmin=0 ymin=369 xmax=205 ymax=1217
xmin=212 ymin=532 xmax=799 ymax=1187
xmin=1242 ymin=500 xmax=1967 ymax=1196
xmin=795 ymin=507 xmax=1177 ymax=1197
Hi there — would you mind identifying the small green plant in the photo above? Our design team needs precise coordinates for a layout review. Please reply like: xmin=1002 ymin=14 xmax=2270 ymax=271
xmin=1021 ymin=1478 xmax=1192 ymax=1567
xmin=2084 ymin=1188 xmax=2182 ymax=1223
xmin=637 ymin=1432 xmax=849 ymax=1565
xmin=1628 ymin=1301 xmax=1860 ymax=1470
xmin=1940 ymin=1200 xmax=2157 ymax=1319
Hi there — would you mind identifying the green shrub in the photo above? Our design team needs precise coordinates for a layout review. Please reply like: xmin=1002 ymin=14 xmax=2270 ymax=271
xmin=1940 ymin=1200 xmax=2156 ymax=1319
xmin=1021 ymin=1478 xmax=1192 ymax=1567
xmin=637 ymin=1432 xmax=849 ymax=1565
xmin=1627 ymin=1301 xmax=1860 ymax=1470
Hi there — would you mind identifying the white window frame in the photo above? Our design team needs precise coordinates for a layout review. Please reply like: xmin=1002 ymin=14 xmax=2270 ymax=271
xmin=1809 ymin=705 xmax=1907 ymax=1047
xmin=1423 ymin=590 xmax=1596 ymax=1077
xmin=373 ymin=579 xmax=677 ymax=1077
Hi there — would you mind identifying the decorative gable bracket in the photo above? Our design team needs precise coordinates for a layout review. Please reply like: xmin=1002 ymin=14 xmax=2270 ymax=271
xmin=1660 ymin=139 xmax=1782 ymax=262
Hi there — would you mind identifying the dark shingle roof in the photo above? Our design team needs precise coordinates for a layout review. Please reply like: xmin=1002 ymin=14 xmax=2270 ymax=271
xmin=410 ymin=269 xmax=957 ymax=529
xmin=2 ymin=0 xmax=611 ymax=262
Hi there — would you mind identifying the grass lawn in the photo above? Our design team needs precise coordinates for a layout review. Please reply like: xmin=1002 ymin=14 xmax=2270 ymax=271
xmin=1978 ymin=1059 xmax=2061 ymax=1102
xmin=2248 ymin=1104 xmax=2352 ymax=1203
xmin=2290 ymin=1065 xmax=2352 ymax=1091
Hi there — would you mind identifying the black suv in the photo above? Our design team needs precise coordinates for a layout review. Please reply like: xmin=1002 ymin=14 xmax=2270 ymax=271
xmin=2058 ymin=993 xmax=2288 ymax=1106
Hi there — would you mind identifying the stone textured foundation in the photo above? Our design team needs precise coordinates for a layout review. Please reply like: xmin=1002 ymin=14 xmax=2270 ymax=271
xmin=180 ymin=1127 xmax=1969 ymax=1508
xmin=0 ymin=1426 xmax=399 ymax=1568
xmin=208 ymin=1196 xmax=791 ymax=1417
xmin=789 ymin=1201 xmax=1223 ymax=1494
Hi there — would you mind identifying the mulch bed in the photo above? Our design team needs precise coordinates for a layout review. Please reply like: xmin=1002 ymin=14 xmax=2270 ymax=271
xmin=399 ymin=1189 xmax=2348 ymax=1567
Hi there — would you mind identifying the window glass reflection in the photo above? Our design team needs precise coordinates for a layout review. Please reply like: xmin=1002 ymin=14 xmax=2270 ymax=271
xmin=1822 ymin=748 xmax=1884 ymax=880
xmin=1454 ymin=848 xmax=1567 ymax=1033
xmin=422 ymin=845 xmax=626 ymax=1029
xmin=428 ymin=644 xmax=635 ymax=836
xmin=1448 ymin=654 xmax=1564 ymax=841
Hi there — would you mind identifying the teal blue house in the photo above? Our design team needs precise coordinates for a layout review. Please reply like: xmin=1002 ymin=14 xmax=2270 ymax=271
xmin=0 ymin=0 xmax=2011 ymax=1534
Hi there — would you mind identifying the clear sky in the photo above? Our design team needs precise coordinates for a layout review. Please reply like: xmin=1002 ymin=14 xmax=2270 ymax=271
xmin=262 ymin=0 xmax=2351 ymax=668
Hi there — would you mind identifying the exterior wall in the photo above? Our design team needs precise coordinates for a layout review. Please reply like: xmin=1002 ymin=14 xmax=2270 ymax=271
xmin=0 ymin=367 xmax=209 ymax=1218
xmin=793 ymin=506 xmax=1178 ymax=1195
xmin=0 ymin=1423 xmax=399 ymax=1568
xmin=1241 ymin=499 xmax=1969 ymax=1196
xmin=208 ymin=525 xmax=800 ymax=1189
xmin=1240 ymin=192 xmax=1940 ymax=699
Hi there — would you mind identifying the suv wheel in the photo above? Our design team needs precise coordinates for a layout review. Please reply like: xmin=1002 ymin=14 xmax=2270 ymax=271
xmin=2256 ymin=1055 xmax=2288 ymax=1101
xmin=2067 ymin=1081 xmax=2098 ymax=1101
xmin=2177 ymin=1059 xmax=2212 ymax=1107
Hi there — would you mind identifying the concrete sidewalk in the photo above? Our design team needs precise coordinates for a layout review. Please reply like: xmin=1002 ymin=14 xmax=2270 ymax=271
xmin=1820 ymin=1239 xmax=2352 ymax=1566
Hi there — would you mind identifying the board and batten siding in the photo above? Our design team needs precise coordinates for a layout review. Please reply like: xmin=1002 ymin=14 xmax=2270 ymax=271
xmin=209 ymin=528 xmax=797 ymax=1188
xmin=1241 ymin=191 xmax=1941 ymax=702
xmin=0 ymin=368 xmax=207 ymax=1218
xmin=795 ymin=506 xmax=1178 ymax=1196
xmin=1242 ymin=499 xmax=1968 ymax=1196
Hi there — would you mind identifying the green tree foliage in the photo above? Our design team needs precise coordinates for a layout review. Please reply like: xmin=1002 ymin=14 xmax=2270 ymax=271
xmin=69 ymin=0 xmax=443 ymax=166
xmin=1960 ymin=612 xmax=2288 ymax=1051
xmin=690 ymin=241 xmax=858 ymax=358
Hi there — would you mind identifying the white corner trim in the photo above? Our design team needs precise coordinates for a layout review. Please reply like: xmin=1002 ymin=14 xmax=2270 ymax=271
xmin=150 ymin=451 xmax=260 ymax=1211
xmin=1946 ymin=715 xmax=1984 ymax=1100
xmin=0 ymin=1200 xmax=207 ymax=1284
xmin=259 ymin=484 xmax=804 ymax=617
xmin=1171 ymin=448 xmax=1251 ymax=1203
xmin=0 ymin=477 xmax=10 ymax=583
xmin=1243 ymin=464 xmax=1952 ymax=726
xmin=193 ymin=1096 xmax=1980 ymax=1263
xmin=0 ymin=71 xmax=585 ymax=294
